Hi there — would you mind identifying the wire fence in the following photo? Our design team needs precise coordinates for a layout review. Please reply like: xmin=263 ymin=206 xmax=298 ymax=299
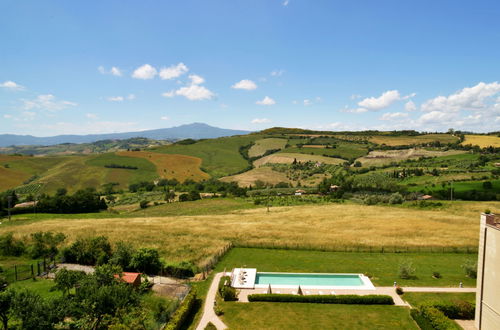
xmin=2 ymin=257 xmax=56 ymax=283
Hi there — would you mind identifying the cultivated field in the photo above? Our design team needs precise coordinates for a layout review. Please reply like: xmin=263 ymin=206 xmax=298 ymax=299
xmin=462 ymin=134 xmax=500 ymax=148
xmin=355 ymin=149 xmax=467 ymax=167
xmin=117 ymin=151 xmax=209 ymax=182
xmin=220 ymin=167 xmax=291 ymax=187
xmin=254 ymin=153 xmax=344 ymax=167
xmin=368 ymin=134 xmax=458 ymax=146
xmin=2 ymin=201 xmax=496 ymax=266
xmin=248 ymin=138 xmax=287 ymax=158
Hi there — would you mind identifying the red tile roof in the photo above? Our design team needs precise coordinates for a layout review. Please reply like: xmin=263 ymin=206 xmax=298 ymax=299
xmin=114 ymin=272 xmax=141 ymax=284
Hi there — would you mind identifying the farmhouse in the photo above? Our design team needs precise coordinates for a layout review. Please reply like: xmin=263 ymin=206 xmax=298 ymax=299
xmin=295 ymin=189 xmax=306 ymax=196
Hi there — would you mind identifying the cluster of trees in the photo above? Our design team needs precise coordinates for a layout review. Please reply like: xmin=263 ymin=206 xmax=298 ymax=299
xmin=0 ymin=264 xmax=149 ymax=329
xmin=128 ymin=178 xmax=247 ymax=197
xmin=0 ymin=231 xmax=66 ymax=259
xmin=103 ymin=163 xmax=138 ymax=170
xmin=36 ymin=188 xmax=107 ymax=214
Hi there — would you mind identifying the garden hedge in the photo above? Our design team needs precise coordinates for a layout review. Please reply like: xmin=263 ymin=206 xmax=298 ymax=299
xmin=430 ymin=301 xmax=475 ymax=320
xmin=247 ymin=294 xmax=394 ymax=305
xmin=415 ymin=306 xmax=461 ymax=330
xmin=165 ymin=290 xmax=197 ymax=330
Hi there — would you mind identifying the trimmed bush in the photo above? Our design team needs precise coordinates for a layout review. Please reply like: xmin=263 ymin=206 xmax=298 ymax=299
xmin=417 ymin=305 xmax=461 ymax=330
xmin=165 ymin=290 xmax=197 ymax=330
xmin=410 ymin=309 xmax=434 ymax=330
xmin=395 ymin=286 xmax=403 ymax=295
xmin=430 ymin=301 xmax=475 ymax=320
xmin=164 ymin=261 xmax=195 ymax=278
xmin=247 ymin=294 xmax=394 ymax=305
xmin=218 ymin=276 xmax=237 ymax=301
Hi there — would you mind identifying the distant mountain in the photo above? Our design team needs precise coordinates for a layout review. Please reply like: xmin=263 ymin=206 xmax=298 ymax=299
xmin=0 ymin=123 xmax=250 ymax=147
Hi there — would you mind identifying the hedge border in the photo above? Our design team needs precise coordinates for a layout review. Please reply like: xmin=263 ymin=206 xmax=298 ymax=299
xmin=165 ymin=289 xmax=197 ymax=330
xmin=247 ymin=294 xmax=394 ymax=305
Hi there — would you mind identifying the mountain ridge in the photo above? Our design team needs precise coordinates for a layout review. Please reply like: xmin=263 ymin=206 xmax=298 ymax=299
xmin=0 ymin=123 xmax=250 ymax=147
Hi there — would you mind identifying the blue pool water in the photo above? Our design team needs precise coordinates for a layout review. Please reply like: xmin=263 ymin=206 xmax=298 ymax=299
xmin=255 ymin=273 xmax=364 ymax=287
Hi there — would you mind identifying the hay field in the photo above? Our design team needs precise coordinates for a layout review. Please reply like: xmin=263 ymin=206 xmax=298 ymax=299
xmin=463 ymin=135 xmax=500 ymax=148
xmin=369 ymin=134 xmax=458 ymax=146
xmin=220 ymin=167 xmax=291 ymax=187
xmin=248 ymin=138 xmax=287 ymax=158
xmin=3 ymin=201 xmax=495 ymax=265
xmin=117 ymin=151 xmax=209 ymax=182
xmin=254 ymin=153 xmax=344 ymax=167
xmin=355 ymin=148 xmax=466 ymax=167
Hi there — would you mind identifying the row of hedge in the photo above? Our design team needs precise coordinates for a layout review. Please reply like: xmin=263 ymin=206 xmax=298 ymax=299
xmin=165 ymin=290 xmax=197 ymax=330
xmin=411 ymin=305 xmax=461 ymax=330
xmin=247 ymin=294 xmax=394 ymax=305
xmin=431 ymin=301 xmax=475 ymax=320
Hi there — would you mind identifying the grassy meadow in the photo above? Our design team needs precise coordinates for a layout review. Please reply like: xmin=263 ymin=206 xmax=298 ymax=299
xmin=355 ymin=149 xmax=467 ymax=167
xmin=368 ymin=134 xmax=458 ymax=146
xmin=254 ymin=153 xmax=344 ymax=167
xmin=402 ymin=292 xmax=475 ymax=307
xmin=2 ymin=201 xmax=496 ymax=266
xmin=248 ymin=138 xmax=288 ymax=158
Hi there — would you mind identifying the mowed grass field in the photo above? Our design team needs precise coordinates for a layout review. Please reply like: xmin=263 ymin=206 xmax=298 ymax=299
xmin=2 ymin=201 xmax=496 ymax=266
xmin=153 ymin=135 xmax=259 ymax=177
xmin=355 ymin=149 xmax=467 ymax=167
xmin=248 ymin=138 xmax=288 ymax=158
xmin=254 ymin=153 xmax=344 ymax=167
xmin=280 ymin=142 xmax=368 ymax=160
xmin=462 ymin=134 xmax=500 ymax=148
xmin=116 ymin=151 xmax=209 ymax=182
xmin=221 ymin=167 xmax=291 ymax=187
xmin=368 ymin=134 xmax=459 ymax=146
xmin=220 ymin=303 xmax=418 ymax=330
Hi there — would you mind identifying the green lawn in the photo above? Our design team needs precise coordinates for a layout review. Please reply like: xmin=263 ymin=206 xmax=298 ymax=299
xmin=214 ymin=248 xmax=477 ymax=287
xmin=402 ymin=292 xmax=475 ymax=307
xmin=220 ymin=302 xmax=418 ymax=330
xmin=279 ymin=141 xmax=368 ymax=160
xmin=9 ymin=278 xmax=61 ymax=299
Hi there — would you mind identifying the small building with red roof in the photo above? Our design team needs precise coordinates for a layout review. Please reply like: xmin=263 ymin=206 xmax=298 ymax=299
xmin=114 ymin=272 xmax=142 ymax=287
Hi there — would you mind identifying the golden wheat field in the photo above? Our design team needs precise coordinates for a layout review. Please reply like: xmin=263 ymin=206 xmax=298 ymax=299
xmin=355 ymin=149 xmax=466 ymax=167
xmin=254 ymin=153 xmax=344 ymax=167
xmin=2 ymin=201 xmax=497 ymax=266
xmin=462 ymin=135 xmax=500 ymax=148
xmin=220 ymin=167 xmax=291 ymax=187
xmin=368 ymin=134 xmax=458 ymax=146
xmin=117 ymin=151 xmax=209 ymax=182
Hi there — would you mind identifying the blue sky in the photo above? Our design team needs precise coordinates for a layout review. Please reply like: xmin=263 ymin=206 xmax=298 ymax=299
xmin=1 ymin=0 xmax=500 ymax=136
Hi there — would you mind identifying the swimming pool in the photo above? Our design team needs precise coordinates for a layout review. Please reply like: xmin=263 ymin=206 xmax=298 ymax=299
xmin=231 ymin=268 xmax=375 ymax=290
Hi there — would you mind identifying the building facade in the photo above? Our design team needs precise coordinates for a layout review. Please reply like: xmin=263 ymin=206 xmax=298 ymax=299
xmin=475 ymin=213 xmax=500 ymax=329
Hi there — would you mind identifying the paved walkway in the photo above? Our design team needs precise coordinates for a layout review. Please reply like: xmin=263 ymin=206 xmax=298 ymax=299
xmin=196 ymin=272 xmax=228 ymax=330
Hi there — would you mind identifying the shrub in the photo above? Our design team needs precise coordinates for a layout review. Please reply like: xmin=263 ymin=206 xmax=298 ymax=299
xmin=410 ymin=309 xmax=434 ymax=330
xmin=213 ymin=304 xmax=223 ymax=316
xmin=109 ymin=242 xmax=136 ymax=270
xmin=61 ymin=236 xmax=112 ymax=265
xmin=247 ymin=294 xmax=394 ymax=305
xmin=433 ymin=271 xmax=442 ymax=279
xmin=27 ymin=231 xmax=66 ymax=259
xmin=417 ymin=305 xmax=461 ymax=330
xmin=0 ymin=233 xmax=25 ymax=257
xmin=389 ymin=192 xmax=404 ymax=204
xmin=431 ymin=301 xmax=475 ymax=320
xmin=129 ymin=248 xmax=162 ymax=274
xmin=395 ymin=286 xmax=403 ymax=295
xmin=139 ymin=200 xmax=149 ymax=209
xmin=399 ymin=260 xmax=416 ymax=279
xmin=205 ymin=322 xmax=217 ymax=330
xmin=461 ymin=260 xmax=477 ymax=279
xmin=163 ymin=261 xmax=195 ymax=278
xmin=165 ymin=290 xmax=197 ymax=330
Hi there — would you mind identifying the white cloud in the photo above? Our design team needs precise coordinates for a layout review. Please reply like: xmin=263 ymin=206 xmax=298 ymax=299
xmin=98 ymin=66 xmax=123 ymax=77
xmin=160 ymin=116 xmax=170 ymax=120
xmin=358 ymin=90 xmax=401 ymax=111
xmin=3 ymin=114 xmax=13 ymax=119
xmin=251 ymin=118 xmax=271 ymax=124
xmin=0 ymin=81 xmax=25 ymax=90
xmin=405 ymin=100 xmax=417 ymax=111
xmin=159 ymin=63 xmax=188 ymax=80
xmin=86 ymin=113 xmax=98 ymax=119
xmin=22 ymin=94 xmax=77 ymax=111
xmin=107 ymin=96 xmax=124 ymax=102
xmin=127 ymin=94 xmax=136 ymax=100
xmin=162 ymin=91 xmax=175 ymax=98
xmin=175 ymin=84 xmax=214 ymax=101
xmin=303 ymin=99 xmax=312 ymax=106
xmin=380 ymin=112 xmax=409 ymax=121
xmin=417 ymin=111 xmax=456 ymax=124
xmin=132 ymin=64 xmax=157 ymax=80
xmin=350 ymin=94 xmax=362 ymax=100
xmin=20 ymin=111 xmax=36 ymax=121
xmin=189 ymin=74 xmax=205 ymax=85
xmin=340 ymin=107 xmax=368 ymax=113
xmin=256 ymin=96 xmax=276 ymax=105
xmin=421 ymin=82 xmax=500 ymax=112
xmin=270 ymin=69 xmax=285 ymax=77
xmin=232 ymin=79 xmax=257 ymax=90
xmin=282 ymin=0 xmax=290 ymax=6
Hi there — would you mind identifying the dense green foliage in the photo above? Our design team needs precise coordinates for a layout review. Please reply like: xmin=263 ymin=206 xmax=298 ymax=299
xmin=164 ymin=289 xmax=197 ymax=330
xmin=248 ymin=294 xmax=394 ymax=305
xmin=413 ymin=305 xmax=461 ymax=330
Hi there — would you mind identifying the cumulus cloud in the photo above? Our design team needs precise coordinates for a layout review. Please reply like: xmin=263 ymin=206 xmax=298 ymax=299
xmin=256 ymin=96 xmax=276 ymax=105
xmin=98 ymin=66 xmax=123 ymax=76
xmin=159 ymin=63 xmax=189 ymax=80
xmin=358 ymin=90 xmax=401 ymax=111
xmin=0 ymin=81 xmax=24 ymax=90
xmin=162 ymin=91 xmax=175 ymax=98
xmin=175 ymin=84 xmax=214 ymax=100
xmin=251 ymin=118 xmax=271 ymax=124
xmin=132 ymin=64 xmax=157 ymax=79
xmin=22 ymin=94 xmax=77 ymax=111
xmin=405 ymin=100 xmax=417 ymax=111
xmin=232 ymin=79 xmax=257 ymax=90
xmin=107 ymin=96 xmax=124 ymax=102
xmin=303 ymin=99 xmax=312 ymax=106
xmin=160 ymin=116 xmax=170 ymax=120
xmin=421 ymin=82 xmax=500 ymax=112
xmin=189 ymin=74 xmax=205 ymax=85
xmin=380 ymin=112 xmax=409 ymax=121
xmin=282 ymin=0 xmax=290 ymax=6
xmin=3 ymin=114 xmax=13 ymax=119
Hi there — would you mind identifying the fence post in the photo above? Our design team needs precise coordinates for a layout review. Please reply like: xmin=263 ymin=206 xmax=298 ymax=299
xmin=31 ymin=264 xmax=34 ymax=278
xmin=14 ymin=266 xmax=17 ymax=281
xmin=37 ymin=262 xmax=41 ymax=276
